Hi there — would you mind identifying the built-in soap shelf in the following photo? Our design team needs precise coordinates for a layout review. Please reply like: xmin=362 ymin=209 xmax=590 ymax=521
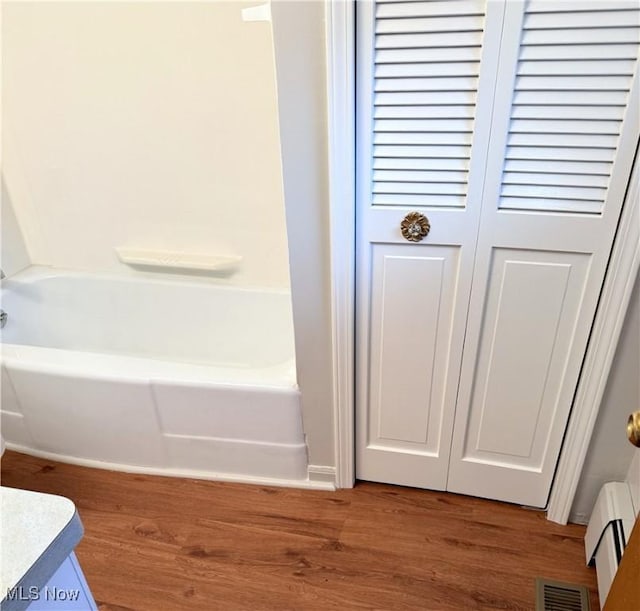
xmin=115 ymin=247 xmax=242 ymax=272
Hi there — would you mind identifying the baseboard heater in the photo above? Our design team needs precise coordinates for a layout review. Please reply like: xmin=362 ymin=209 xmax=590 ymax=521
xmin=584 ymin=482 xmax=636 ymax=608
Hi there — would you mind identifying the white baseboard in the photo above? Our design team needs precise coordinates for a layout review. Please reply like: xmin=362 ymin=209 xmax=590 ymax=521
xmin=308 ymin=464 xmax=337 ymax=490
xmin=571 ymin=512 xmax=590 ymax=526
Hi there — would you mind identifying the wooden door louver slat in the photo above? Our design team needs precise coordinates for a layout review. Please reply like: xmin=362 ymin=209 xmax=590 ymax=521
xmin=375 ymin=132 xmax=474 ymax=145
xmin=506 ymin=146 xmax=616 ymax=163
xmin=375 ymin=118 xmax=474 ymax=132
xmin=375 ymin=76 xmax=479 ymax=92
xmin=374 ymin=181 xmax=468 ymax=195
xmin=503 ymin=158 xmax=612 ymax=176
xmin=511 ymin=105 xmax=625 ymax=121
xmin=371 ymin=0 xmax=487 ymax=208
xmin=525 ymin=8 xmax=639 ymax=29
xmin=376 ymin=0 xmax=485 ymax=19
xmin=517 ymin=59 xmax=636 ymax=76
xmin=499 ymin=4 xmax=640 ymax=215
xmin=510 ymin=119 xmax=621 ymax=136
xmin=376 ymin=61 xmax=480 ymax=78
xmin=376 ymin=31 xmax=486 ymax=49
xmin=376 ymin=15 xmax=484 ymax=34
xmin=521 ymin=27 xmax=639 ymax=46
xmin=374 ymin=105 xmax=476 ymax=119
xmin=376 ymin=47 xmax=484 ymax=63
xmin=373 ymin=169 xmax=469 ymax=183
xmin=526 ymin=1 xmax=639 ymax=15
xmin=502 ymin=172 xmax=609 ymax=189
xmin=373 ymin=156 xmax=470 ymax=171
xmin=519 ymin=44 xmax=638 ymax=61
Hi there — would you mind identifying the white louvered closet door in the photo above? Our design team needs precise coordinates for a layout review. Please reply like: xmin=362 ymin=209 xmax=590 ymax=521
xmin=356 ymin=0 xmax=640 ymax=504
xmin=355 ymin=0 xmax=506 ymax=489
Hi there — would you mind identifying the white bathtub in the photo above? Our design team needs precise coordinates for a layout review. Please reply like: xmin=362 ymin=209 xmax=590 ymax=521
xmin=0 ymin=266 xmax=309 ymax=485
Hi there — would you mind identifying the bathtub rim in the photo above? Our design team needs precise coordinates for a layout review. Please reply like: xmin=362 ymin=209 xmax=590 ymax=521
xmin=1 ymin=264 xmax=297 ymax=378
xmin=1 ymin=343 xmax=298 ymax=389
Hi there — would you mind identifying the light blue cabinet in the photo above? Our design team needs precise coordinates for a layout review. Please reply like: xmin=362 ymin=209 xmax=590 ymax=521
xmin=1 ymin=487 xmax=97 ymax=611
xmin=27 ymin=554 xmax=97 ymax=611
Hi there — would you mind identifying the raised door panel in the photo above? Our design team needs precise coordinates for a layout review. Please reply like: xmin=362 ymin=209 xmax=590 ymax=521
xmin=358 ymin=244 xmax=460 ymax=488
xmin=450 ymin=249 xmax=590 ymax=499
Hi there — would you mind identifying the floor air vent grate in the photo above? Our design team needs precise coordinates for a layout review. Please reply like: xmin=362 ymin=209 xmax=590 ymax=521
xmin=535 ymin=578 xmax=591 ymax=611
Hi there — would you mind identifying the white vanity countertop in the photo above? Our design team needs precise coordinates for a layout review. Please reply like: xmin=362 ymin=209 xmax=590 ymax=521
xmin=0 ymin=486 xmax=84 ymax=611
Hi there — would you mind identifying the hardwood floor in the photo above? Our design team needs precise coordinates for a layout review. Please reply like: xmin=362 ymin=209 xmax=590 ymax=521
xmin=1 ymin=450 xmax=598 ymax=610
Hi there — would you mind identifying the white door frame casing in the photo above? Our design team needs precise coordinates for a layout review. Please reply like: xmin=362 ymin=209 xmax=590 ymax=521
xmin=546 ymin=150 xmax=640 ymax=523
xmin=326 ymin=0 xmax=356 ymax=488
xmin=325 ymin=0 xmax=640 ymax=521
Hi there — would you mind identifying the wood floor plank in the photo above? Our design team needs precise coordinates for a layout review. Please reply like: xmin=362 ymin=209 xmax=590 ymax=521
xmin=1 ymin=451 xmax=599 ymax=610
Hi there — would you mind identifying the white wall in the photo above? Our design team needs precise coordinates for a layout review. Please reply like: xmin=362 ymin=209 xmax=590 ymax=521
xmin=271 ymin=1 xmax=335 ymax=469
xmin=1 ymin=179 xmax=30 ymax=277
xmin=2 ymin=1 xmax=290 ymax=289
xmin=571 ymin=272 xmax=640 ymax=523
